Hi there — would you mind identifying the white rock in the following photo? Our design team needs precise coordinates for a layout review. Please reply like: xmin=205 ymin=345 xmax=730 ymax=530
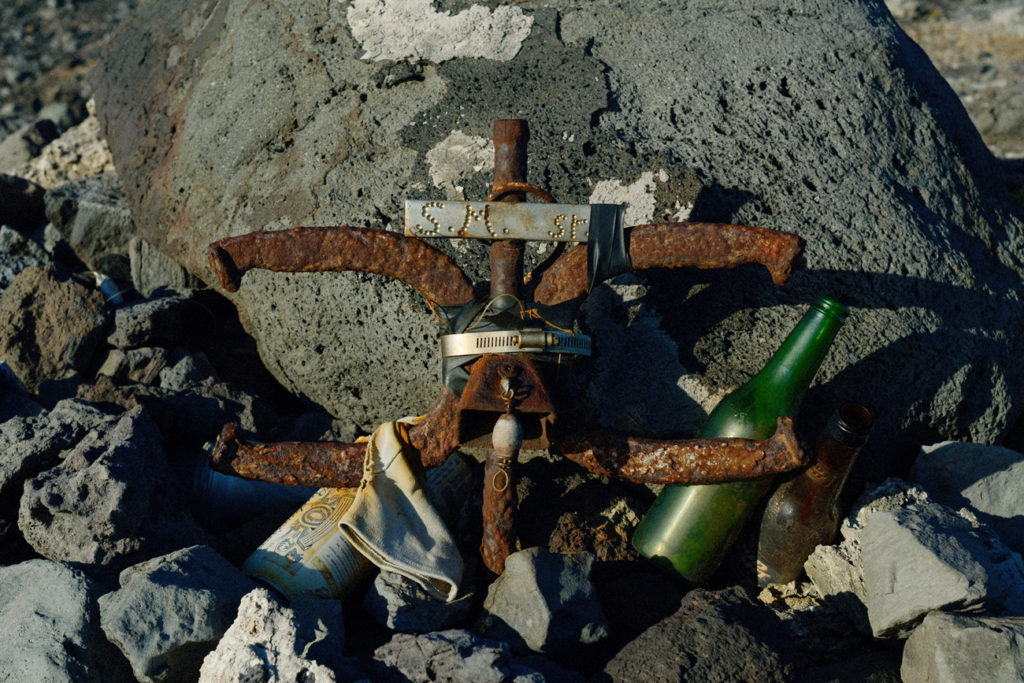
xmin=199 ymin=588 xmax=342 ymax=682
xmin=14 ymin=100 xmax=115 ymax=189
xmin=861 ymin=503 xmax=1024 ymax=638
xmin=346 ymin=0 xmax=533 ymax=63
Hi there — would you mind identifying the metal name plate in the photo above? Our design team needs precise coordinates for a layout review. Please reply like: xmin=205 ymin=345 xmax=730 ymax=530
xmin=405 ymin=200 xmax=601 ymax=242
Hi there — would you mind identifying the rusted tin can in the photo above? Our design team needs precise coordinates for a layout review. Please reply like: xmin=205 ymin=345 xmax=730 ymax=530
xmin=244 ymin=450 xmax=475 ymax=600
xmin=243 ymin=486 xmax=372 ymax=600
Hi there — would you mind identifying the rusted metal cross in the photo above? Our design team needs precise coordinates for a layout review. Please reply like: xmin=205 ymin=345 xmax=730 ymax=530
xmin=207 ymin=119 xmax=807 ymax=574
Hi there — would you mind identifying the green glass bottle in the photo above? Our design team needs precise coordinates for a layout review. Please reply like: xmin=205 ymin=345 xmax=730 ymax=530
xmin=631 ymin=296 xmax=849 ymax=584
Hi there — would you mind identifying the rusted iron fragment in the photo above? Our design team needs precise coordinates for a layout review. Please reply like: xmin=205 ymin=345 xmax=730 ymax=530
xmin=551 ymin=416 xmax=806 ymax=485
xmin=533 ymin=222 xmax=804 ymax=305
xmin=207 ymin=225 xmax=475 ymax=306
xmin=407 ymin=389 xmax=461 ymax=468
xmin=492 ymin=120 xmax=528 ymax=197
xmin=211 ymin=390 xmax=462 ymax=486
xmin=211 ymin=422 xmax=367 ymax=488
xmin=481 ymin=413 xmax=522 ymax=574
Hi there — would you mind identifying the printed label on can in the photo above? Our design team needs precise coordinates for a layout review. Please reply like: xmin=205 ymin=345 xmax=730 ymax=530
xmin=243 ymin=487 xmax=372 ymax=600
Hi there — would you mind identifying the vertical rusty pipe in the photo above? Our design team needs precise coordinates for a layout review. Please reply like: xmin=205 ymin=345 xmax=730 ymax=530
xmin=490 ymin=119 xmax=528 ymax=298
xmin=482 ymin=120 xmax=529 ymax=573
xmin=481 ymin=412 xmax=523 ymax=574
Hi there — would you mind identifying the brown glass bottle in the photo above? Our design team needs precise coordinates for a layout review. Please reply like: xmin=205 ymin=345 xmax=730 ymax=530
xmin=756 ymin=402 xmax=873 ymax=586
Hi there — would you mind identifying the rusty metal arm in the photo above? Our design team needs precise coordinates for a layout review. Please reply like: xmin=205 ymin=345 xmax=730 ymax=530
xmin=210 ymin=391 xmax=461 ymax=488
xmin=207 ymin=225 xmax=476 ymax=307
xmin=532 ymin=222 xmax=804 ymax=305
xmin=407 ymin=389 xmax=462 ymax=468
xmin=550 ymin=416 xmax=806 ymax=485
xmin=211 ymin=422 xmax=367 ymax=488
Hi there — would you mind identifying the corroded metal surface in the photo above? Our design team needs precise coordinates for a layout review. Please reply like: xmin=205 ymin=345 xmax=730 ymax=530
xmin=551 ymin=416 xmax=806 ymax=485
xmin=203 ymin=119 xmax=812 ymax=576
xmin=407 ymin=389 xmax=461 ymax=468
xmin=211 ymin=422 xmax=366 ymax=488
xmin=211 ymin=393 xmax=462 ymax=485
xmin=481 ymin=413 xmax=522 ymax=574
xmin=489 ymin=120 xmax=528 ymax=299
xmin=533 ymin=222 xmax=805 ymax=305
xmin=207 ymin=225 xmax=475 ymax=306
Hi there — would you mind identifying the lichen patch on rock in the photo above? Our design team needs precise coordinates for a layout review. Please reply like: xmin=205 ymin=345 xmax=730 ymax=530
xmin=346 ymin=0 xmax=533 ymax=63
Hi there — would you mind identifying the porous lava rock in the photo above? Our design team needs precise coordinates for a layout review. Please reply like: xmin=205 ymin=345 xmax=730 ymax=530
xmin=602 ymin=585 xmax=795 ymax=682
xmin=92 ymin=0 xmax=1024 ymax=479
xmin=0 ymin=264 xmax=109 ymax=393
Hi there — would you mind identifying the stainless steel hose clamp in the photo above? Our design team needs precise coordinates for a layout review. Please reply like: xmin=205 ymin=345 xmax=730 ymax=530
xmin=440 ymin=328 xmax=592 ymax=358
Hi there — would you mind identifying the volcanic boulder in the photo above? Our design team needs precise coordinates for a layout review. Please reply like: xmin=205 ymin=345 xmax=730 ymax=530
xmin=92 ymin=0 xmax=1024 ymax=480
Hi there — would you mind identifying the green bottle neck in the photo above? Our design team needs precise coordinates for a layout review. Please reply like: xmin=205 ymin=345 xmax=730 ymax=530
xmin=752 ymin=297 xmax=846 ymax=394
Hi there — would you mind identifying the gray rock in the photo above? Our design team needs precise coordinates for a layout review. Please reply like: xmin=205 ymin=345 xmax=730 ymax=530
xmin=603 ymin=585 xmax=795 ymax=682
xmin=76 ymin=375 xmax=266 ymax=448
xmin=901 ymin=611 xmax=1024 ymax=683
xmin=0 ymin=223 xmax=48 ymax=289
xmin=912 ymin=441 xmax=1024 ymax=554
xmin=862 ymin=502 xmax=1024 ymax=638
xmin=364 ymin=570 xmax=475 ymax=633
xmin=199 ymin=588 xmax=344 ymax=683
xmin=158 ymin=350 xmax=216 ymax=391
xmin=92 ymin=0 xmax=1024 ymax=476
xmin=757 ymin=580 xmax=903 ymax=680
xmin=0 ymin=397 xmax=111 ymax=500
xmin=373 ymin=629 xmax=580 ymax=683
xmin=130 ymin=236 xmax=200 ymax=298
xmin=0 ymin=559 xmax=128 ymax=682
xmin=98 ymin=346 xmax=171 ymax=385
xmin=99 ymin=545 xmax=257 ymax=683
xmin=37 ymin=101 xmax=76 ymax=132
xmin=18 ymin=406 xmax=190 ymax=566
xmin=106 ymin=293 xmax=192 ymax=349
xmin=0 ymin=398 xmax=109 ymax=561
xmin=806 ymin=479 xmax=932 ymax=634
xmin=44 ymin=170 xmax=134 ymax=280
xmin=0 ymin=172 xmax=46 ymax=232
xmin=581 ymin=275 xmax=715 ymax=435
xmin=478 ymin=548 xmax=608 ymax=656
xmin=0 ymin=362 xmax=42 ymax=421
xmin=0 ymin=264 xmax=109 ymax=392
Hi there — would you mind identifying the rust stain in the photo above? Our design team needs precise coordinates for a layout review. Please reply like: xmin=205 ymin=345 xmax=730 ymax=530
xmin=533 ymin=222 xmax=804 ymax=305
xmin=551 ymin=416 xmax=806 ymax=485
xmin=407 ymin=389 xmax=461 ymax=468
xmin=207 ymin=225 xmax=475 ymax=306
xmin=211 ymin=422 xmax=366 ymax=488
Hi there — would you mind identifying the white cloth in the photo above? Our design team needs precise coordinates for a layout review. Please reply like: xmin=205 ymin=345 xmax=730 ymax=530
xmin=338 ymin=419 xmax=463 ymax=602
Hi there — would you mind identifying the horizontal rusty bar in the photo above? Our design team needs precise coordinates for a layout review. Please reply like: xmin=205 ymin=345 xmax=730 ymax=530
xmin=551 ymin=416 xmax=806 ymax=485
xmin=532 ymin=222 xmax=804 ymax=305
xmin=207 ymin=225 xmax=475 ymax=307
xmin=211 ymin=389 xmax=462 ymax=487
xmin=211 ymin=422 xmax=366 ymax=488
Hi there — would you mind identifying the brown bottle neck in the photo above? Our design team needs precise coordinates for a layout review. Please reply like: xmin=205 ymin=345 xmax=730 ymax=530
xmin=802 ymin=403 xmax=873 ymax=493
